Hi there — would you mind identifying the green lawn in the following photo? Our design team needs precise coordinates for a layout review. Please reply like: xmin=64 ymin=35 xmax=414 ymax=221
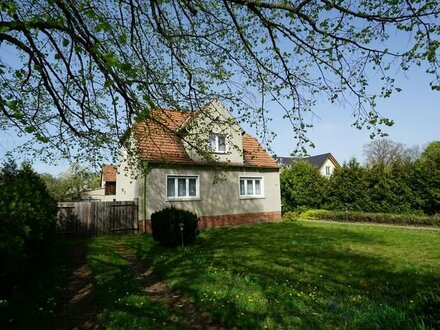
xmin=3 ymin=221 xmax=440 ymax=329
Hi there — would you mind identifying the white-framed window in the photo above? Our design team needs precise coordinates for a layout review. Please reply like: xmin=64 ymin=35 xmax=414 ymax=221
xmin=209 ymin=133 xmax=227 ymax=153
xmin=166 ymin=175 xmax=199 ymax=199
xmin=325 ymin=166 xmax=331 ymax=176
xmin=239 ymin=177 xmax=264 ymax=198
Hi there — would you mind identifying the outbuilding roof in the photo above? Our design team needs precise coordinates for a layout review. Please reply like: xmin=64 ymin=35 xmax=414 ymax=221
xmin=102 ymin=165 xmax=117 ymax=182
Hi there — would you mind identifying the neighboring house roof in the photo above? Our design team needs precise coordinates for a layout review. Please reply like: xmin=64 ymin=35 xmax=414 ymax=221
xmin=276 ymin=156 xmax=295 ymax=167
xmin=306 ymin=153 xmax=334 ymax=168
xmin=102 ymin=165 xmax=117 ymax=182
xmin=276 ymin=153 xmax=340 ymax=169
xmin=132 ymin=107 xmax=278 ymax=168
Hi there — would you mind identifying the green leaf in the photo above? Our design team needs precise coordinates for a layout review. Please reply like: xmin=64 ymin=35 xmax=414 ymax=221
xmin=104 ymin=79 xmax=113 ymax=88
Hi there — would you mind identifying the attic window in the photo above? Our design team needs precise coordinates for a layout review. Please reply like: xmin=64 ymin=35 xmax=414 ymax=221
xmin=105 ymin=182 xmax=116 ymax=195
xmin=209 ymin=133 xmax=227 ymax=153
xmin=325 ymin=166 xmax=331 ymax=176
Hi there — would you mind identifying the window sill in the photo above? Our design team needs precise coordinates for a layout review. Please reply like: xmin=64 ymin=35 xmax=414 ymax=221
xmin=166 ymin=197 xmax=201 ymax=202
xmin=239 ymin=196 xmax=265 ymax=200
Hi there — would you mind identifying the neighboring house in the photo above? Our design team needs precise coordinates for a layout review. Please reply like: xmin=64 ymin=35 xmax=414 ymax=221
xmin=116 ymin=98 xmax=281 ymax=231
xmin=276 ymin=153 xmax=340 ymax=177
xmin=83 ymin=165 xmax=117 ymax=201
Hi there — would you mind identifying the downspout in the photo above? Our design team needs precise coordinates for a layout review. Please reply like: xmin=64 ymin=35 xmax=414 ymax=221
xmin=142 ymin=161 xmax=148 ymax=233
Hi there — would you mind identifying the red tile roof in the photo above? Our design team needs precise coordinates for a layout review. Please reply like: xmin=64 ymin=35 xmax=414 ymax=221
xmin=133 ymin=109 xmax=278 ymax=168
xmin=102 ymin=165 xmax=116 ymax=182
xmin=243 ymin=134 xmax=279 ymax=168
xmin=133 ymin=110 xmax=192 ymax=163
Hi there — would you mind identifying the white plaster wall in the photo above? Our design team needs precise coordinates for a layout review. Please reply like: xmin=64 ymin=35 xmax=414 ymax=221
xmin=144 ymin=165 xmax=281 ymax=219
xmin=320 ymin=158 xmax=336 ymax=177
xmin=184 ymin=99 xmax=244 ymax=165
xmin=115 ymin=147 xmax=141 ymax=201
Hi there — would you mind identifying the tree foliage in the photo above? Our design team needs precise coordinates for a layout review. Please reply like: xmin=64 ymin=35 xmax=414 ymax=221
xmin=0 ymin=159 xmax=57 ymax=294
xmin=363 ymin=138 xmax=421 ymax=167
xmin=280 ymin=160 xmax=327 ymax=212
xmin=281 ymin=140 xmax=440 ymax=215
xmin=326 ymin=158 xmax=369 ymax=211
xmin=415 ymin=141 xmax=440 ymax=214
xmin=40 ymin=163 xmax=101 ymax=201
xmin=1 ymin=0 xmax=439 ymax=161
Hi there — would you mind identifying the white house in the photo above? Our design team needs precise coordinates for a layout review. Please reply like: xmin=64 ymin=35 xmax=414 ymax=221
xmin=276 ymin=153 xmax=340 ymax=177
xmin=114 ymin=99 xmax=282 ymax=231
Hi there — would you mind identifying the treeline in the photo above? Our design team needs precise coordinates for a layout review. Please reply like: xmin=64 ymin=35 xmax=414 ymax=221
xmin=281 ymin=141 xmax=440 ymax=216
xmin=40 ymin=162 xmax=101 ymax=201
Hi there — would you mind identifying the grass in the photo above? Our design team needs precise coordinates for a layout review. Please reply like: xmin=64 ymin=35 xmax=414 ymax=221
xmin=0 ymin=239 xmax=74 ymax=329
xmin=148 ymin=221 xmax=440 ymax=329
xmin=2 ymin=221 xmax=439 ymax=329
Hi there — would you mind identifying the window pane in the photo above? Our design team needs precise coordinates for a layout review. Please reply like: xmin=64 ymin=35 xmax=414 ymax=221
xmin=178 ymin=178 xmax=186 ymax=196
xmin=239 ymin=179 xmax=245 ymax=195
xmin=209 ymin=134 xmax=216 ymax=150
xmin=255 ymin=180 xmax=261 ymax=195
xmin=189 ymin=178 xmax=197 ymax=196
xmin=247 ymin=180 xmax=253 ymax=195
xmin=218 ymin=135 xmax=226 ymax=152
xmin=167 ymin=178 xmax=175 ymax=197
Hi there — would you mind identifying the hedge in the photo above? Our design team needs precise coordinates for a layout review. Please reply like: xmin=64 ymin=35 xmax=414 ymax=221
xmin=299 ymin=209 xmax=440 ymax=227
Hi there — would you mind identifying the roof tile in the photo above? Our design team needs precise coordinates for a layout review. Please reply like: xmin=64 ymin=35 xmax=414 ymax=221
xmin=243 ymin=134 xmax=279 ymax=168
xmin=102 ymin=165 xmax=117 ymax=182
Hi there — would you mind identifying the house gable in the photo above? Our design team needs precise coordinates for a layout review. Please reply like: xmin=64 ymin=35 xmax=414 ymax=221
xmin=182 ymin=98 xmax=244 ymax=165
xmin=130 ymin=99 xmax=278 ymax=169
xmin=276 ymin=153 xmax=340 ymax=176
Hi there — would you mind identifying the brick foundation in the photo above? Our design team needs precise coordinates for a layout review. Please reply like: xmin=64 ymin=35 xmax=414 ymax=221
xmin=198 ymin=211 xmax=281 ymax=229
xmin=138 ymin=211 xmax=281 ymax=233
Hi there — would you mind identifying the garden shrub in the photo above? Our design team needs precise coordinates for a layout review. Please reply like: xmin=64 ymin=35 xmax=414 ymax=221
xmin=151 ymin=207 xmax=199 ymax=247
xmin=0 ymin=160 xmax=58 ymax=296
xmin=282 ymin=211 xmax=299 ymax=221
xmin=300 ymin=209 xmax=440 ymax=227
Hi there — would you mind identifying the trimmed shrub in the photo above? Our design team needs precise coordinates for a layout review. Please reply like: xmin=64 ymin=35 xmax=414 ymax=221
xmin=300 ymin=209 xmax=440 ymax=227
xmin=151 ymin=207 xmax=199 ymax=247
xmin=282 ymin=211 xmax=300 ymax=221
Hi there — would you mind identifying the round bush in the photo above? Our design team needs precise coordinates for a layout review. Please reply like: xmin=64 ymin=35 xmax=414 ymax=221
xmin=151 ymin=207 xmax=199 ymax=247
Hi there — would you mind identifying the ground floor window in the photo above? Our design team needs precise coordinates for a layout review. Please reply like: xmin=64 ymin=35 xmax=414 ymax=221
xmin=239 ymin=177 xmax=263 ymax=197
xmin=167 ymin=175 xmax=199 ymax=199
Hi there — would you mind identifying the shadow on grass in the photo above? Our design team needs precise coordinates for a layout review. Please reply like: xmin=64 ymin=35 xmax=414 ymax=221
xmin=146 ymin=221 xmax=440 ymax=329
xmin=85 ymin=235 xmax=189 ymax=329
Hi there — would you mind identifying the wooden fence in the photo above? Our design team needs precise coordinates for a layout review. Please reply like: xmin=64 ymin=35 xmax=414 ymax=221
xmin=57 ymin=200 xmax=138 ymax=237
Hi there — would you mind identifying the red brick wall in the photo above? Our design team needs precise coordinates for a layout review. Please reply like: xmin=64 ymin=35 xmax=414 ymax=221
xmin=138 ymin=211 xmax=281 ymax=233
xmin=198 ymin=211 xmax=281 ymax=229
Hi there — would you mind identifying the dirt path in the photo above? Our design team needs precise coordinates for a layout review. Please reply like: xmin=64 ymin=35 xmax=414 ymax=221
xmin=113 ymin=242 xmax=225 ymax=330
xmin=56 ymin=245 xmax=101 ymax=330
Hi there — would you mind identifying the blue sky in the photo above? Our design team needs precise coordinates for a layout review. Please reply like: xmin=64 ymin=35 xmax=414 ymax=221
xmin=264 ymin=65 xmax=440 ymax=165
